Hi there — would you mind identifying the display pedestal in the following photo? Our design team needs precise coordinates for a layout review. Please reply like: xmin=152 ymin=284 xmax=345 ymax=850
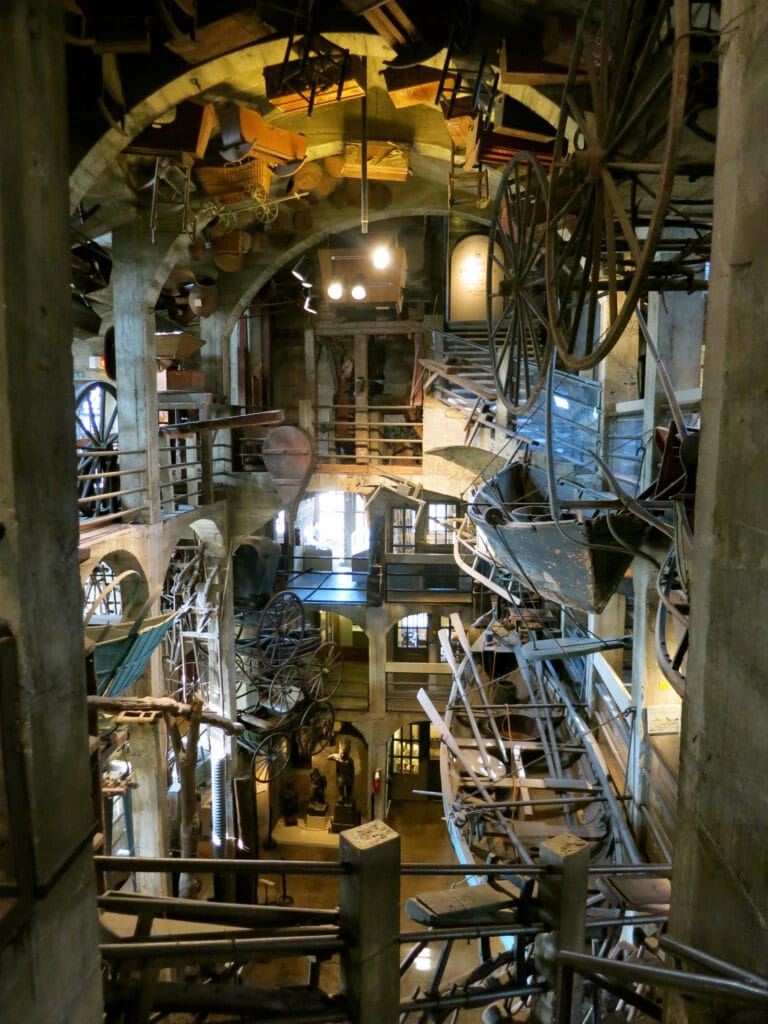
xmin=306 ymin=805 xmax=329 ymax=830
xmin=331 ymin=801 xmax=358 ymax=834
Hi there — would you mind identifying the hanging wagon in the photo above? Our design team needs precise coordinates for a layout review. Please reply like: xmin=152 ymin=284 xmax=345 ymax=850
xmin=88 ymin=613 xmax=179 ymax=696
xmin=468 ymin=462 xmax=651 ymax=613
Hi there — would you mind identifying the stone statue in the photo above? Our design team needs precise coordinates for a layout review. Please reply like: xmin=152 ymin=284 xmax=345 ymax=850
xmin=308 ymin=767 xmax=328 ymax=811
xmin=327 ymin=737 xmax=355 ymax=805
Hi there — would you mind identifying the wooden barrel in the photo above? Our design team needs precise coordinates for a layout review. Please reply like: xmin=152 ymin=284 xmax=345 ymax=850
xmin=323 ymin=154 xmax=345 ymax=179
xmin=293 ymin=160 xmax=324 ymax=191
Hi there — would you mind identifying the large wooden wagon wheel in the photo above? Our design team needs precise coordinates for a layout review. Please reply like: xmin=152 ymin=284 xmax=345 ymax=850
xmin=250 ymin=731 xmax=292 ymax=784
xmin=234 ymin=649 xmax=271 ymax=710
xmin=545 ymin=0 xmax=691 ymax=370
xmin=256 ymin=591 xmax=305 ymax=668
xmin=297 ymin=700 xmax=335 ymax=758
xmin=75 ymin=380 xmax=120 ymax=517
xmin=267 ymin=662 xmax=305 ymax=718
xmin=304 ymin=642 xmax=344 ymax=701
xmin=486 ymin=152 xmax=553 ymax=415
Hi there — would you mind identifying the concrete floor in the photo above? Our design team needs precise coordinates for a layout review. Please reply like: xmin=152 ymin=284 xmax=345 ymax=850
xmin=249 ymin=798 xmax=505 ymax=1023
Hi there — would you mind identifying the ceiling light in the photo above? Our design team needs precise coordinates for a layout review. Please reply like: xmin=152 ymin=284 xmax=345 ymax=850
xmin=327 ymin=278 xmax=344 ymax=300
xmin=291 ymin=255 xmax=308 ymax=282
xmin=371 ymin=243 xmax=391 ymax=270
xmin=350 ymin=274 xmax=368 ymax=300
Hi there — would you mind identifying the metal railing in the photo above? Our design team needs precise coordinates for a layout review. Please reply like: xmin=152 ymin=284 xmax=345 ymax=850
xmin=77 ymin=448 xmax=149 ymax=531
xmin=315 ymin=403 xmax=423 ymax=469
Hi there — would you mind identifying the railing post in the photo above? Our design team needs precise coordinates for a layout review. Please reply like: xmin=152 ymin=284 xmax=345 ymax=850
xmin=534 ymin=833 xmax=589 ymax=1024
xmin=200 ymin=431 xmax=215 ymax=505
xmin=339 ymin=821 xmax=401 ymax=1023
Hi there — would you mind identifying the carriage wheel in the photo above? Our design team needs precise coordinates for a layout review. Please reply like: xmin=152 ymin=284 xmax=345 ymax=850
xmin=75 ymin=380 xmax=120 ymax=518
xmin=487 ymin=153 xmax=553 ymax=415
xmin=256 ymin=591 xmax=305 ymax=668
xmin=234 ymin=649 xmax=271 ymax=710
xmin=267 ymin=662 xmax=305 ymax=718
xmin=304 ymin=642 xmax=344 ymax=701
xmin=297 ymin=701 xmax=335 ymax=758
xmin=251 ymin=731 xmax=291 ymax=784
xmin=545 ymin=0 xmax=690 ymax=370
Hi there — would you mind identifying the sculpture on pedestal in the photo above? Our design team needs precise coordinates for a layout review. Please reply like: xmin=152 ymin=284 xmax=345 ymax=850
xmin=327 ymin=737 xmax=355 ymax=804
xmin=308 ymin=767 xmax=328 ymax=813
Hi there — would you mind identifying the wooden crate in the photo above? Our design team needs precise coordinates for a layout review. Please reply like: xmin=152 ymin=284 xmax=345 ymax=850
xmin=157 ymin=369 xmax=207 ymax=392
xmin=341 ymin=141 xmax=410 ymax=182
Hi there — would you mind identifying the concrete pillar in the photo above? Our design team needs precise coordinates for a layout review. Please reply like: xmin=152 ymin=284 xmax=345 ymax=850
xmin=339 ymin=821 xmax=401 ymax=1023
xmin=598 ymin=308 xmax=640 ymax=409
xmin=112 ymin=219 xmax=162 ymax=522
xmin=366 ymin=606 xmax=389 ymax=716
xmin=641 ymin=291 xmax=705 ymax=490
xmin=354 ymin=334 xmax=369 ymax=462
xmin=629 ymin=554 xmax=678 ymax=843
xmin=587 ymin=592 xmax=626 ymax=677
xmin=129 ymin=716 xmax=171 ymax=896
xmin=199 ymin=308 xmax=230 ymax=405
xmin=534 ymin=834 xmax=590 ymax=1024
xmin=0 ymin=2 xmax=102 ymax=1017
xmin=667 ymin=2 xmax=768 ymax=1018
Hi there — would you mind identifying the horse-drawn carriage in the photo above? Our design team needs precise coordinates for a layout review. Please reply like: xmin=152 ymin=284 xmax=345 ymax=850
xmin=234 ymin=591 xmax=342 ymax=782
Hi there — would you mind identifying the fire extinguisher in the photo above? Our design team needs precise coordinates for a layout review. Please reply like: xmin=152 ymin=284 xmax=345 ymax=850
xmin=373 ymin=768 xmax=381 ymax=793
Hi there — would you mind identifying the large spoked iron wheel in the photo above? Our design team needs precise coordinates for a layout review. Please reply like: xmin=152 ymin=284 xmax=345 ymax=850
xmin=487 ymin=152 xmax=553 ymax=415
xmin=297 ymin=701 xmax=335 ymax=758
xmin=75 ymin=380 xmax=120 ymax=518
xmin=305 ymin=642 xmax=344 ymax=701
xmin=250 ymin=731 xmax=291 ymax=784
xmin=545 ymin=0 xmax=690 ymax=370
xmin=256 ymin=591 xmax=305 ymax=668
xmin=267 ymin=662 xmax=305 ymax=719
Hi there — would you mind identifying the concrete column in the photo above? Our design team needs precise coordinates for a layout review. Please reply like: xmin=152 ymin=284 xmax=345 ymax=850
xmin=339 ymin=821 xmax=401 ymax=1023
xmin=629 ymin=554 xmax=678 ymax=840
xmin=199 ymin=309 xmax=230 ymax=405
xmin=354 ymin=334 xmax=369 ymax=463
xmin=598 ymin=308 xmax=640 ymax=409
xmin=534 ymin=834 xmax=590 ymax=1024
xmin=366 ymin=606 xmax=389 ymax=715
xmin=112 ymin=219 xmax=162 ymax=522
xmin=129 ymin=716 xmax=171 ymax=896
xmin=0 ymin=1 xmax=102 ymax=1017
xmin=587 ymin=592 xmax=626 ymax=677
xmin=668 ymin=3 xmax=768 ymax=1017
xmin=641 ymin=291 xmax=705 ymax=490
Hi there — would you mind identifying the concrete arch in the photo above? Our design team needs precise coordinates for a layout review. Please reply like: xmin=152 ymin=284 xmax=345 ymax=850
xmin=81 ymin=548 xmax=150 ymax=621
xmin=163 ymin=512 xmax=228 ymax=568
xmin=69 ymin=33 xmax=402 ymax=214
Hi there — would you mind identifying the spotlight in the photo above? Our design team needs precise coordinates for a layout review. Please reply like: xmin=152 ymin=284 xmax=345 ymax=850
xmin=291 ymin=255 xmax=308 ymax=282
xmin=350 ymin=274 xmax=368 ymax=301
xmin=371 ymin=243 xmax=391 ymax=270
xmin=327 ymin=278 xmax=344 ymax=300
xmin=303 ymin=293 xmax=317 ymax=314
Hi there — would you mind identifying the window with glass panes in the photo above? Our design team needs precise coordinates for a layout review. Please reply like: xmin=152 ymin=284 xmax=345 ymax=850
xmin=437 ymin=615 xmax=462 ymax=662
xmin=392 ymin=506 xmax=416 ymax=552
xmin=396 ymin=612 xmax=429 ymax=650
xmin=391 ymin=724 xmax=420 ymax=774
xmin=426 ymin=502 xmax=457 ymax=545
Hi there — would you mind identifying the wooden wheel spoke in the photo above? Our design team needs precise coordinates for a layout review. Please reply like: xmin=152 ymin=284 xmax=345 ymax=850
xmin=546 ymin=0 xmax=692 ymax=369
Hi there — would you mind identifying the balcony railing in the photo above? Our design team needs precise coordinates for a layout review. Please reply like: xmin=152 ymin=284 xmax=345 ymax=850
xmin=315 ymin=403 xmax=422 ymax=469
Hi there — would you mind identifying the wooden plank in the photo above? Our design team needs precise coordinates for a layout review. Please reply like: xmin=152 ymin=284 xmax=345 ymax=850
xmin=341 ymin=141 xmax=410 ymax=182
